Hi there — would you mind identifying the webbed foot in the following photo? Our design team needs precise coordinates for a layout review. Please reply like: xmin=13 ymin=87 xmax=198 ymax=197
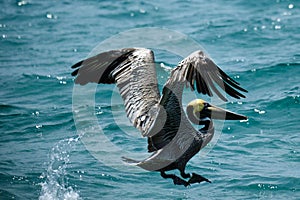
xmin=188 ymin=173 xmax=211 ymax=184
xmin=173 ymin=176 xmax=190 ymax=187
xmin=160 ymin=171 xmax=190 ymax=187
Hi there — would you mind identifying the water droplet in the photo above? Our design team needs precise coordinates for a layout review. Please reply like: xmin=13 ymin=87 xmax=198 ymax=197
xmin=95 ymin=111 xmax=103 ymax=115
xmin=46 ymin=13 xmax=53 ymax=19
xmin=240 ymin=119 xmax=248 ymax=123
xmin=36 ymin=124 xmax=42 ymax=129
xmin=17 ymin=0 xmax=27 ymax=6
xmin=139 ymin=9 xmax=146 ymax=14
xmin=56 ymin=76 xmax=66 ymax=80
xmin=275 ymin=25 xmax=281 ymax=30
xmin=269 ymin=185 xmax=277 ymax=189
xmin=46 ymin=13 xmax=57 ymax=19
xmin=254 ymin=108 xmax=265 ymax=114
xmin=288 ymin=4 xmax=294 ymax=9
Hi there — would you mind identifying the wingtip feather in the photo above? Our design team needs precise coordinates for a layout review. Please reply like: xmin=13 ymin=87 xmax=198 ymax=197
xmin=71 ymin=60 xmax=84 ymax=69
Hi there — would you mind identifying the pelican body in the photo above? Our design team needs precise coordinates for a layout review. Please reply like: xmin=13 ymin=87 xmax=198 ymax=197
xmin=71 ymin=48 xmax=247 ymax=187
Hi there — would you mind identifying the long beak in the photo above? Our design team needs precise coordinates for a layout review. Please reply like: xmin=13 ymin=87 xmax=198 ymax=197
xmin=203 ymin=105 xmax=247 ymax=120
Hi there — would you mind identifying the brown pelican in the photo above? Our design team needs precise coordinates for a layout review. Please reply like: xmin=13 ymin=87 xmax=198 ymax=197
xmin=71 ymin=48 xmax=247 ymax=187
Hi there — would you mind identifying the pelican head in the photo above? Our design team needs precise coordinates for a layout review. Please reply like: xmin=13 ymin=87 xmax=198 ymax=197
xmin=186 ymin=99 xmax=247 ymax=125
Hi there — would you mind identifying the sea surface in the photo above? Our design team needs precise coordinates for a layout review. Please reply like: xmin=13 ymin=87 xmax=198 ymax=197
xmin=1 ymin=0 xmax=300 ymax=199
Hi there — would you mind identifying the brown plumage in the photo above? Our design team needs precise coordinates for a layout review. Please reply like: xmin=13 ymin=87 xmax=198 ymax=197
xmin=71 ymin=48 xmax=247 ymax=187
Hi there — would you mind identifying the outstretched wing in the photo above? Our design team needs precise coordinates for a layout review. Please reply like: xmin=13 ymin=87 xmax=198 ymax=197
xmin=147 ymin=50 xmax=247 ymax=152
xmin=164 ymin=50 xmax=248 ymax=102
xmin=71 ymin=48 xmax=161 ymax=134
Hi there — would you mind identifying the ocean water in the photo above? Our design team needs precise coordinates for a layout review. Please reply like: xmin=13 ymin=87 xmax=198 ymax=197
xmin=1 ymin=0 xmax=300 ymax=199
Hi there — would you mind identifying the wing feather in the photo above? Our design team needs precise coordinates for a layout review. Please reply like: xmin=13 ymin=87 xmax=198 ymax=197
xmin=181 ymin=51 xmax=248 ymax=101
xmin=71 ymin=48 xmax=161 ymax=134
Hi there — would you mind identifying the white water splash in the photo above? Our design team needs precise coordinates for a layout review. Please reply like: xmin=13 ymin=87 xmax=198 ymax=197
xmin=39 ymin=137 xmax=81 ymax=200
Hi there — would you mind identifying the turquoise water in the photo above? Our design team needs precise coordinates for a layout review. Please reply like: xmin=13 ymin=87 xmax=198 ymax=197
xmin=1 ymin=0 xmax=300 ymax=199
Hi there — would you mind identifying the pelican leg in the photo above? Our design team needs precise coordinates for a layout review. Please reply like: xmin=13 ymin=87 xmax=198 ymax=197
xmin=179 ymin=169 xmax=191 ymax=179
xmin=160 ymin=171 xmax=190 ymax=187
xmin=188 ymin=173 xmax=211 ymax=184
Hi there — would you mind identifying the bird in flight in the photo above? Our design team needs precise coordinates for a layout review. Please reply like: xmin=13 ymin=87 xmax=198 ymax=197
xmin=71 ymin=48 xmax=247 ymax=187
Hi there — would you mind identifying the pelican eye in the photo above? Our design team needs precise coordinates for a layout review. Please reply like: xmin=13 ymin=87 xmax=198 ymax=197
xmin=203 ymin=102 xmax=209 ymax=108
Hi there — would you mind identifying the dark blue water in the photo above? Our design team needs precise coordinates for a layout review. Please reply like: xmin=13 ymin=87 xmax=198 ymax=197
xmin=1 ymin=0 xmax=300 ymax=199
